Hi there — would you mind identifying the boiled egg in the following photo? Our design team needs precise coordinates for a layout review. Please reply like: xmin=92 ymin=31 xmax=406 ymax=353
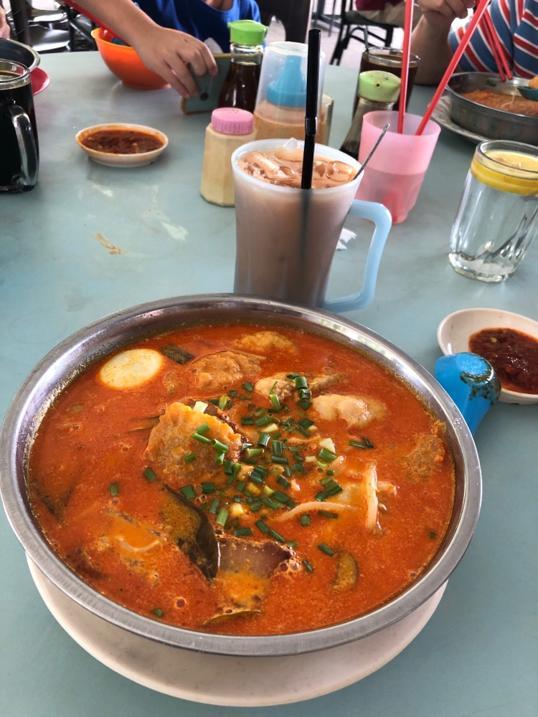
xmin=99 ymin=348 xmax=163 ymax=390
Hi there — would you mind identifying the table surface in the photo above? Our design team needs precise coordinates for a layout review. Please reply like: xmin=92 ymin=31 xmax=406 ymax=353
xmin=1 ymin=52 xmax=537 ymax=717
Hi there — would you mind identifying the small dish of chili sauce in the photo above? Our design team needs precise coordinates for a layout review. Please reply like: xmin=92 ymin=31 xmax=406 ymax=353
xmin=469 ymin=328 xmax=538 ymax=395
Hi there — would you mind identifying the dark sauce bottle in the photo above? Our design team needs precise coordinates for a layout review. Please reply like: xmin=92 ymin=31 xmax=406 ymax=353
xmin=218 ymin=20 xmax=266 ymax=113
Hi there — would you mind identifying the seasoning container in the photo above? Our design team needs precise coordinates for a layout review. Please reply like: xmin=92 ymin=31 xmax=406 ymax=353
xmin=218 ymin=20 xmax=267 ymax=112
xmin=200 ymin=107 xmax=256 ymax=206
xmin=253 ymin=41 xmax=331 ymax=143
xmin=340 ymin=71 xmax=400 ymax=159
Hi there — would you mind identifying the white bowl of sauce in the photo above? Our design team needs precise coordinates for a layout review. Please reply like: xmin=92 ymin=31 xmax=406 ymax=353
xmin=437 ymin=307 xmax=538 ymax=405
xmin=75 ymin=123 xmax=168 ymax=167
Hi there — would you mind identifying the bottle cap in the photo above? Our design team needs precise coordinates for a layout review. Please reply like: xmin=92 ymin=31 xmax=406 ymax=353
xmin=228 ymin=20 xmax=267 ymax=46
xmin=211 ymin=107 xmax=254 ymax=135
xmin=266 ymin=54 xmax=306 ymax=108
xmin=359 ymin=71 xmax=401 ymax=103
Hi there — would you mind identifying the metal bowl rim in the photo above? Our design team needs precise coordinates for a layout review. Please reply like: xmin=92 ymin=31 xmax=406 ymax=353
xmin=0 ymin=37 xmax=40 ymax=72
xmin=0 ymin=294 xmax=482 ymax=657
xmin=446 ymin=72 xmax=537 ymax=124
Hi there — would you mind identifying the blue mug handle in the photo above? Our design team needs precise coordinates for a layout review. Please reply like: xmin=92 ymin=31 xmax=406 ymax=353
xmin=323 ymin=199 xmax=392 ymax=313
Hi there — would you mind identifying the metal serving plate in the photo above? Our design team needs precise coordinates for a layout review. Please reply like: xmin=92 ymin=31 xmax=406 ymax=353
xmin=0 ymin=295 xmax=482 ymax=657
xmin=446 ymin=73 xmax=538 ymax=146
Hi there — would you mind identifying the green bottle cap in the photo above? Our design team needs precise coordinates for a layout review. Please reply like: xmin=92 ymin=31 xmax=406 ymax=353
xmin=228 ymin=20 xmax=267 ymax=46
xmin=359 ymin=71 xmax=401 ymax=103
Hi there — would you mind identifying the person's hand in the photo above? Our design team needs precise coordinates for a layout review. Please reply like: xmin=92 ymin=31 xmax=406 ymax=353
xmin=0 ymin=7 xmax=11 ymax=39
xmin=417 ymin=0 xmax=475 ymax=31
xmin=131 ymin=25 xmax=217 ymax=97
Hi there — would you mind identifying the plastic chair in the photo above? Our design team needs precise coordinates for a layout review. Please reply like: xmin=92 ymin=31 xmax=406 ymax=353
xmin=257 ymin=0 xmax=313 ymax=43
xmin=330 ymin=0 xmax=396 ymax=65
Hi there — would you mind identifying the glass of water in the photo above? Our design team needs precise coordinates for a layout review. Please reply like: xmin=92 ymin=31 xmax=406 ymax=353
xmin=449 ymin=140 xmax=538 ymax=282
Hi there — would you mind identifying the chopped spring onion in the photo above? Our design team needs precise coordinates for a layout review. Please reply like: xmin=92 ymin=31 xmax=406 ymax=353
xmin=277 ymin=476 xmax=291 ymax=489
xmin=349 ymin=437 xmax=375 ymax=449
xmin=255 ymin=414 xmax=274 ymax=427
xmin=318 ymin=543 xmax=335 ymax=557
xmin=258 ymin=432 xmax=271 ymax=448
xmin=234 ymin=527 xmax=253 ymax=537
xmin=300 ymin=514 xmax=311 ymax=527
xmin=143 ymin=467 xmax=157 ymax=482
xmin=264 ymin=423 xmax=280 ymax=434
xmin=262 ymin=485 xmax=274 ymax=496
xmin=272 ymin=491 xmax=291 ymax=505
xmin=250 ymin=499 xmax=263 ymax=512
xmin=318 ymin=447 xmax=337 ymax=464
xmin=201 ymin=482 xmax=216 ymax=494
xmin=109 ymin=482 xmax=120 ymax=497
xmin=216 ymin=507 xmax=229 ymax=527
xmin=245 ymin=447 xmax=263 ymax=460
xmin=192 ymin=432 xmax=212 ymax=444
xmin=294 ymin=376 xmax=308 ymax=390
xmin=236 ymin=480 xmax=246 ymax=493
xmin=228 ymin=389 xmax=239 ymax=398
xmin=271 ymin=455 xmax=289 ymax=465
xmin=255 ymin=519 xmax=270 ymax=535
xmin=272 ymin=440 xmax=284 ymax=457
xmin=302 ymin=558 xmax=314 ymax=573
xmin=180 ymin=485 xmax=196 ymax=501
xmin=196 ymin=423 xmax=210 ymax=435
xmin=215 ymin=452 xmax=226 ymax=466
xmin=283 ymin=465 xmax=293 ymax=478
xmin=326 ymin=469 xmax=335 ymax=477
xmin=213 ymin=439 xmax=228 ymax=454
xmin=268 ymin=527 xmax=286 ymax=543
xmin=243 ymin=381 xmax=254 ymax=392
xmin=208 ymin=498 xmax=220 ymax=514
xmin=316 ymin=484 xmax=343 ymax=501
xmin=184 ymin=453 xmax=197 ymax=464
xmin=319 ymin=437 xmax=336 ymax=453
xmin=193 ymin=401 xmax=208 ymax=413
xmin=241 ymin=416 xmax=255 ymax=425
xmin=218 ymin=395 xmax=231 ymax=410
xmin=223 ymin=460 xmax=234 ymax=475
xmin=262 ymin=496 xmax=280 ymax=510
xmin=151 ymin=608 xmax=164 ymax=618
xmin=269 ymin=393 xmax=282 ymax=411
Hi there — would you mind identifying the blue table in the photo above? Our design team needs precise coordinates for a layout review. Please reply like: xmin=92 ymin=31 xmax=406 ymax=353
xmin=1 ymin=52 xmax=536 ymax=717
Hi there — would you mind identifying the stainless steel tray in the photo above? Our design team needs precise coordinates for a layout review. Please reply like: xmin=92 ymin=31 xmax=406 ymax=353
xmin=446 ymin=72 xmax=538 ymax=146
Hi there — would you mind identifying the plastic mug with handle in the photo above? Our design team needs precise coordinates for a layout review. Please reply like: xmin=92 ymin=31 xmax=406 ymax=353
xmin=232 ymin=139 xmax=392 ymax=312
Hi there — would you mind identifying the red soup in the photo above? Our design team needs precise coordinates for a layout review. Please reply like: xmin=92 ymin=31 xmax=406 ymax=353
xmin=28 ymin=324 xmax=455 ymax=635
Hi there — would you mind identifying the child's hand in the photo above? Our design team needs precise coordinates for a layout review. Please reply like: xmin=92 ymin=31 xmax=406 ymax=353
xmin=133 ymin=26 xmax=217 ymax=97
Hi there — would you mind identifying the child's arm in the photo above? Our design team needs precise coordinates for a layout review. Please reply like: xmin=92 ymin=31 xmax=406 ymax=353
xmin=68 ymin=0 xmax=217 ymax=96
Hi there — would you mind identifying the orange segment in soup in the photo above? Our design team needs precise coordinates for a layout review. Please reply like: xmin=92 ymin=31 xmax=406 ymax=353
xmin=28 ymin=324 xmax=455 ymax=635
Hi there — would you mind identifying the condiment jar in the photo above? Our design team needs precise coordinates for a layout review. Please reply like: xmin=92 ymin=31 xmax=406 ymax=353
xmin=200 ymin=107 xmax=257 ymax=207
xmin=340 ymin=70 xmax=400 ymax=159
xmin=253 ymin=41 xmax=330 ymax=142
xmin=218 ymin=20 xmax=267 ymax=112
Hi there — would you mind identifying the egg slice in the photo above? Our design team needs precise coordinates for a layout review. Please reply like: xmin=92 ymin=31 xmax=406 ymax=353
xmin=99 ymin=348 xmax=163 ymax=390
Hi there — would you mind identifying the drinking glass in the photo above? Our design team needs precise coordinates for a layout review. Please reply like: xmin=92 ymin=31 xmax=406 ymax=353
xmin=449 ymin=140 xmax=538 ymax=282
xmin=357 ymin=48 xmax=421 ymax=112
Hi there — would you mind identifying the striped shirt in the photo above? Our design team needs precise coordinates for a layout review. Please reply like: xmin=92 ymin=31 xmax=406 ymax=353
xmin=449 ymin=0 xmax=538 ymax=78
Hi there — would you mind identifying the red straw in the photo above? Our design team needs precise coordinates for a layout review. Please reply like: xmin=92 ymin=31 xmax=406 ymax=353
xmin=482 ymin=11 xmax=512 ymax=79
xmin=416 ymin=0 xmax=491 ymax=136
xmin=481 ymin=14 xmax=505 ymax=80
xmin=397 ymin=0 xmax=414 ymax=133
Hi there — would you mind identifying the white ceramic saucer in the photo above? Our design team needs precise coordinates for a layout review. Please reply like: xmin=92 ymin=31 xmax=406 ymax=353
xmin=75 ymin=123 xmax=168 ymax=167
xmin=27 ymin=557 xmax=446 ymax=707
xmin=437 ymin=307 xmax=538 ymax=405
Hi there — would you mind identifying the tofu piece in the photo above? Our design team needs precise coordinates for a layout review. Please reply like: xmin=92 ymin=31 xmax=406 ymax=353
xmin=404 ymin=423 xmax=446 ymax=482
xmin=99 ymin=349 xmax=163 ymax=390
xmin=235 ymin=331 xmax=297 ymax=355
xmin=191 ymin=351 xmax=262 ymax=392
xmin=146 ymin=402 xmax=243 ymax=484
xmin=312 ymin=394 xmax=385 ymax=428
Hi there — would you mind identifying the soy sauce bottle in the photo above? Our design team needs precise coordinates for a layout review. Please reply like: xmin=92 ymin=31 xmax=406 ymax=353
xmin=218 ymin=20 xmax=267 ymax=112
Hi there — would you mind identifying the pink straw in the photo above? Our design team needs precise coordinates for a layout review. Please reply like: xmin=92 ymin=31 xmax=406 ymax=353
xmin=397 ymin=0 xmax=414 ymax=134
xmin=482 ymin=11 xmax=512 ymax=80
xmin=416 ymin=0 xmax=491 ymax=136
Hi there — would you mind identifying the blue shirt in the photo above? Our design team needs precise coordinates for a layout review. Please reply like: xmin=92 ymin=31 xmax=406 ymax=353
xmin=136 ymin=0 xmax=261 ymax=51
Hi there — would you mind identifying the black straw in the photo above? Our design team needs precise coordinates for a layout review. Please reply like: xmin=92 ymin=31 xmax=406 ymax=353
xmin=301 ymin=29 xmax=321 ymax=190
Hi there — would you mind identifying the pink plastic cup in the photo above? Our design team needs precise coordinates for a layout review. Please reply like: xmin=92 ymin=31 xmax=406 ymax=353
xmin=356 ymin=111 xmax=441 ymax=224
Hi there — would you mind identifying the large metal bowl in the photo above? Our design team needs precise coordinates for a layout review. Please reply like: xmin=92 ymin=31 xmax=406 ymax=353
xmin=446 ymin=72 xmax=538 ymax=145
xmin=0 ymin=295 xmax=482 ymax=657
xmin=0 ymin=38 xmax=40 ymax=72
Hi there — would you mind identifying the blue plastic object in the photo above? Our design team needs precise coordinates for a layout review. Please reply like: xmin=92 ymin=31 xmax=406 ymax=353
xmin=434 ymin=352 xmax=500 ymax=434
xmin=266 ymin=55 xmax=306 ymax=108
xmin=323 ymin=199 xmax=392 ymax=312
